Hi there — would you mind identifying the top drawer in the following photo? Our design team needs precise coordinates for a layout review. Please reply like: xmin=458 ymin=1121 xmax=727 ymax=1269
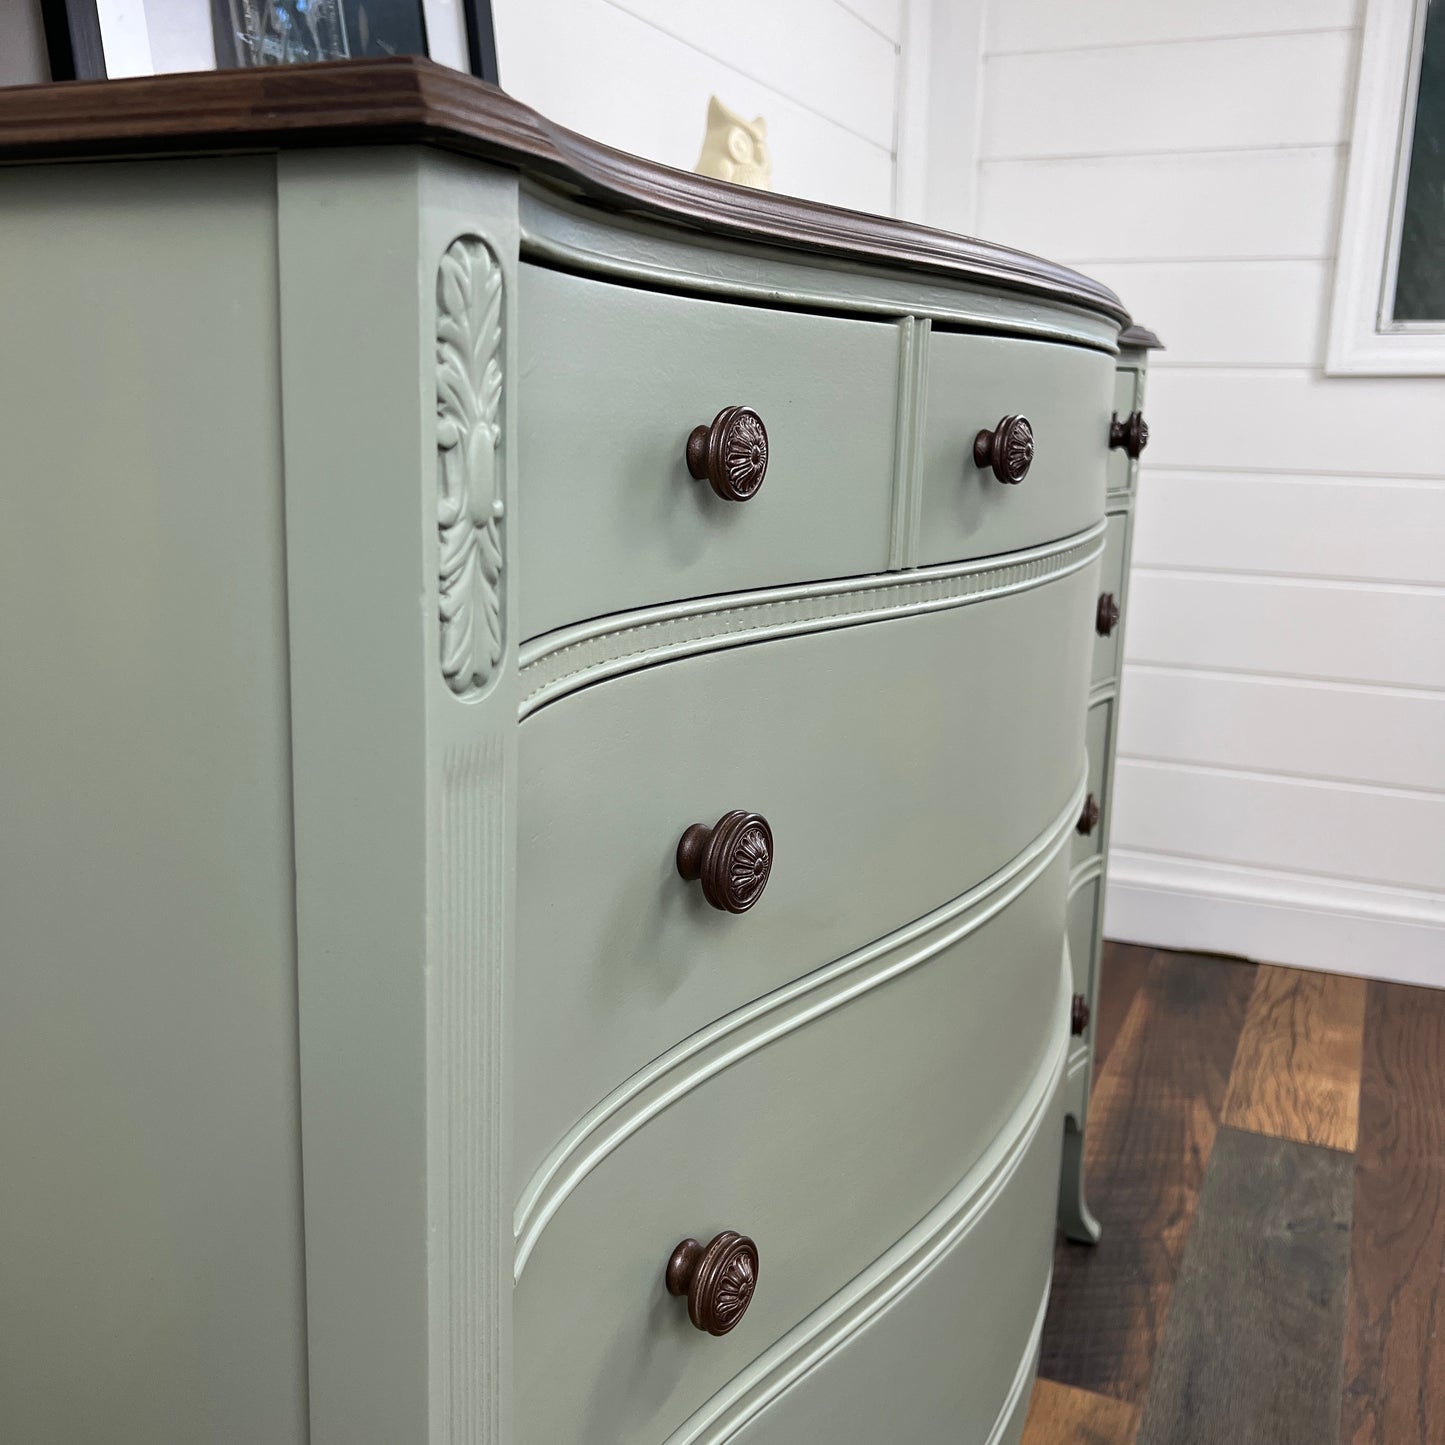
xmin=517 ymin=266 xmax=899 ymax=640
xmin=917 ymin=331 xmax=1113 ymax=567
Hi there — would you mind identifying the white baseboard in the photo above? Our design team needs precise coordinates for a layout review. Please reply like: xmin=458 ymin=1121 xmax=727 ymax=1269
xmin=1105 ymin=850 xmax=1445 ymax=990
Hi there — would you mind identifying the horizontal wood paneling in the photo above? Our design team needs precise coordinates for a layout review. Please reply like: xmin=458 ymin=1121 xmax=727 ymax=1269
xmin=973 ymin=4 xmax=1443 ymax=981
xmin=977 ymin=148 xmax=1342 ymax=262
xmin=1079 ymin=260 xmax=1329 ymax=366
xmin=494 ymin=0 xmax=893 ymax=212
xmin=1131 ymin=472 xmax=1445 ymax=584
xmin=1111 ymin=760 xmax=1445 ymax=892
xmin=982 ymin=32 xmax=1354 ymax=158
xmin=1143 ymin=368 xmax=1445 ymax=475
xmin=1124 ymin=572 xmax=1445 ymax=689
xmin=1119 ymin=667 xmax=1445 ymax=793
xmin=985 ymin=0 xmax=1359 ymax=55
xmin=607 ymin=0 xmax=899 ymax=146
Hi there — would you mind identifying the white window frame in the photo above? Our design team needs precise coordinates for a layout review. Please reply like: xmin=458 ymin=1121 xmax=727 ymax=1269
xmin=1327 ymin=0 xmax=1445 ymax=375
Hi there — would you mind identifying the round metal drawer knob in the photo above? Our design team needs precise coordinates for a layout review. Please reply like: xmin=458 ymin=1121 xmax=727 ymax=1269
xmin=972 ymin=413 xmax=1034 ymax=484
xmin=1077 ymin=793 xmax=1101 ymax=837
xmin=1096 ymin=592 xmax=1121 ymax=637
xmin=1109 ymin=410 xmax=1149 ymax=459
xmin=667 ymin=1231 xmax=760 ymax=1336
xmin=677 ymin=810 xmax=773 ymax=913
xmin=1071 ymin=993 xmax=1091 ymax=1036
xmin=686 ymin=405 xmax=769 ymax=501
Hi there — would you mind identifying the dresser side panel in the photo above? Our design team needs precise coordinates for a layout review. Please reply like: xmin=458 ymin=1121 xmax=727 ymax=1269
xmin=0 ymin=158 xmax=308 ymax=1445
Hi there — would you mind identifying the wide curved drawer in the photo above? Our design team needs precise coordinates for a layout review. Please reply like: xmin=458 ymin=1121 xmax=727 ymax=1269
xmin=516 ymin=264 xmax=899 ymax=640
xmin=513 ymin=855 xmax=1071 ymax=1445
xmin=917 ymin=330 xmax=1113 ymax=568
xmin=514 ymin=545 xmax=1098 ymax=1186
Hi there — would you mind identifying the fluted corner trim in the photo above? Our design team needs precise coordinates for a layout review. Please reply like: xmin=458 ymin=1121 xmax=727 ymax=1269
xmin=518 ymin=521 xmax=1106 ymax=718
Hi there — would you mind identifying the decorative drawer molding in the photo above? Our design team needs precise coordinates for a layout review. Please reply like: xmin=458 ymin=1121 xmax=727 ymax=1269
xmin=513 ymin=772 xmax=1087 ymax=1277
xmin=518 ymin=521 xmax=1106 ymax=718
xmin=657 ymin=972 xmax=1067 ymax=1445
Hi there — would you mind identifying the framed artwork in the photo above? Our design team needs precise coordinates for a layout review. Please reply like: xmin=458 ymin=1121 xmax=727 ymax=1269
xmin=40 ymin=0 xmax=498 ymax=84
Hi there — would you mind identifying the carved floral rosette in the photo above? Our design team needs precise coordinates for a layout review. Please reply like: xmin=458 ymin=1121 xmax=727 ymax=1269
xmin=436 ymin=235 xmax=504 ymax=698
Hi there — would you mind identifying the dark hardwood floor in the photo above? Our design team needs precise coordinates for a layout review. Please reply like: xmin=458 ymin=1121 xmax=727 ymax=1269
xmin=1023 ymin=945 xmax=1445 ymax=1445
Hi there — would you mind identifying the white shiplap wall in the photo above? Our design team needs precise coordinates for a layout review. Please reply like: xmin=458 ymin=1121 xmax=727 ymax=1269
xmin=976 ymin=0 xmax=1445 ymax=986
xmin=492 ymin=0 xmax=903 ymax=214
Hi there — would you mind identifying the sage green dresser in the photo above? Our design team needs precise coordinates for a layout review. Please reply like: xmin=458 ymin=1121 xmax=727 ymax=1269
xmin=0 ymin=60 xmax=1152 ymax=1445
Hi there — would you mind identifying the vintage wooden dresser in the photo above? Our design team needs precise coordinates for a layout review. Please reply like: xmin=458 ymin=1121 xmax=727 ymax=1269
xmin=0 ymin=61 xmax=1154 ymax=1445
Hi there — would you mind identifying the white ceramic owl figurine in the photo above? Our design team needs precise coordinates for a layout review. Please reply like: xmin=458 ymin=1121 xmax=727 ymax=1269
xmin=694 ymin=97 xmax=773 ymax=190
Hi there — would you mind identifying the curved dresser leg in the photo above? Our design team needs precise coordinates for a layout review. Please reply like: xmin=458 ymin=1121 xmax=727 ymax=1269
xmin=1058 ymin=1115 xmax=1101 ymax=1244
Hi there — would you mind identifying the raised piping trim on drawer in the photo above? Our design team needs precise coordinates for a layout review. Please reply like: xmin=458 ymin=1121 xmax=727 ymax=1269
xmin=658 ymin=967 xmax=1067 ymax=1445
xmin=517 ymin=520 xmax=1107 ymax=719
xmin=512 ymin=769 xmax=1086 ymax=1277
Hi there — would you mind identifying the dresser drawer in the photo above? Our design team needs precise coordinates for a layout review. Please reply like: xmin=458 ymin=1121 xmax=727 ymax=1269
xmin=1108 ymin=366 xmax=1142 ymax=493
xmin=1073 ymin=695 xmax=1114 ymax=867
xmin=1092 ymin=508 xmax=1130 ymax=685
xmin=517 ymin=265 xmax=899 ymax=640
xmin=916 ymin=331 xmax=1112 ymax=567
xmin=513 ymin=857 xmax=1071 ymax=1445
xmin=514 ymin=558 xmax=1097 ymax=1185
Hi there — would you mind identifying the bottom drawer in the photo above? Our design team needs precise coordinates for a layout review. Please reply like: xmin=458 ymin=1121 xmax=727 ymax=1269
xmin=675 ymin=1028 xmax=1064 ymax=1445
xmin=514 ymin=848 xmax=1073 ymax=1445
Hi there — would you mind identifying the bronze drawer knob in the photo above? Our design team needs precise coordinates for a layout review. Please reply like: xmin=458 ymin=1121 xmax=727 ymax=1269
xmin=1109 ymin=410 xmax=1149 ymax=459
xmin=1096 ymin=592 xmax=1120 ymax=637
xmin=666 ymin=1231 xmax=759 ymax=1336
xmin=686 ymin=405 xmax=769 ymax=501
xmin=1071 ymin=994 xmax=1091 ymax=1036
xmin=1077 ymin=793 xmax=1100 ymax=837
xmin=677 ymin=810 xmax=773 ymax=913
xmin=972 ymin=413 xmax=1033 ymax=484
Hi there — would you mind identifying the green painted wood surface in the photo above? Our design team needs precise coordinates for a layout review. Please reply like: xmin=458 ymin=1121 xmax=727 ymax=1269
xmin=917 ymin=331 xmax=1113 ymax=568
xmin=514 ymin=566 xmax=1096 ymax=1186
xmin=514 ymin=862 xmax=1071 ymax=1445
xmin=517 ymin=264 xmax=899 ymax=640
xmin=0 ymin=159 xmax=309 ymax=1445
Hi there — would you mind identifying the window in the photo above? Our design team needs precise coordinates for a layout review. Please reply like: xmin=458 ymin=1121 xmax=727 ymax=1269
xmin=1328 ymin=0 xmax=1445 ymax=373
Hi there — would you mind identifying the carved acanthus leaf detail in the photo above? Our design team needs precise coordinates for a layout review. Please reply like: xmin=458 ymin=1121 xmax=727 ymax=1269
xmin=437 ymin=236 xmax=504 ymax=698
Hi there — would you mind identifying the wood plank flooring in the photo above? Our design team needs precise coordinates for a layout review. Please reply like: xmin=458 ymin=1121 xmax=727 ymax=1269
xmin=1024 ymin=949 xmax=1445 ymax=1445
xmin=1222 ymin=964 xmax=1365 ymax=1152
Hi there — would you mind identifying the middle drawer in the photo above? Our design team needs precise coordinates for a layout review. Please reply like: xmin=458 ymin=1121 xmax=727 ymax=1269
xmin=515 ymin=558 xmax=1096 ymax=1185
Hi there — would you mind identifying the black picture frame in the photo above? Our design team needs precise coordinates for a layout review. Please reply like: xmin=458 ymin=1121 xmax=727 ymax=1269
xmin=42 ymin=0 xmax=499 ymax=84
